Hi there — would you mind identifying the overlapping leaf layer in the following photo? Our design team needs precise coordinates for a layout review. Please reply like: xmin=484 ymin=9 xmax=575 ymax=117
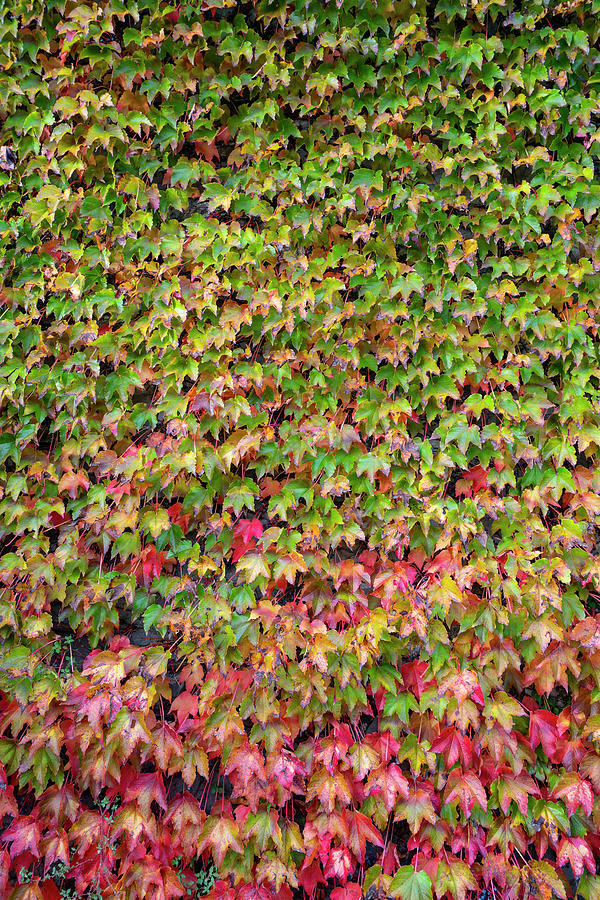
xmin=1 ymin=0 xmax=600 ymax=898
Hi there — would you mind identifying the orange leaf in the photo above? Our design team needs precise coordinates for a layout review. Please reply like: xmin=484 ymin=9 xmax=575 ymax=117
xmin=307 ymin=768 xmax=354 ymax=812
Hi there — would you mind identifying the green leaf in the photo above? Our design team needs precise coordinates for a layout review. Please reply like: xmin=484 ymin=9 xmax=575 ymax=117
xmin=142 ymin=604 xmax=164 ymax=631
xmin=384 ymin=692 xmax=418 ymax=724
xmin=0 ymin=434 xmax=15 ymax=464
xmin=356 ymin=454 xmax=390 ymax=482
xmin=349 ymin=169 xmax=384 ymax=193
xmin=201 ymin=182 xmax=234 ymax=212
xmin=0 ymin=645 xmax=32 ymax=673
xmin=389 ymin=867 xmax=432 ymax=900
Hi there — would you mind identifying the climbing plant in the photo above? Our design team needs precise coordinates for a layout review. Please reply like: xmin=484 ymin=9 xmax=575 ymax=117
xmin=1 ymin=0 xmax=600 ymax=899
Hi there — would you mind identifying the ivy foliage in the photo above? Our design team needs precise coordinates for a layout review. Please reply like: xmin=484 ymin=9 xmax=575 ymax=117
xmin=1 ymin=0 xmax=600 ymax=899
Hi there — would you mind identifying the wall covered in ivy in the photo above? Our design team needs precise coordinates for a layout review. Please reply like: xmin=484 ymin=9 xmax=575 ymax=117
xmin=1 ymin=1 xmax=600 ymax=899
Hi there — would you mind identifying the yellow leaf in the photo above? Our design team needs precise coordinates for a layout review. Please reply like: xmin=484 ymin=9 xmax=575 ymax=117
xmin=198 ymin=815 xmax=244 ymax=869
xmin=141 ymin=508 xmax=169 ymax=539
xmin=236 ymin=553 xmax=270 ymax=583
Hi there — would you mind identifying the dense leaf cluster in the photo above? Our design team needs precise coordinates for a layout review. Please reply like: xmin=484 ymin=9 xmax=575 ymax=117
xmin=1 ymin=0 xmax=600 ymax=898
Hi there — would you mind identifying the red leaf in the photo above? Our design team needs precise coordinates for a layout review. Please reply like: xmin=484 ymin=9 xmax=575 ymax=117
xmin=142 ymin=545 xmax=165 ymax=586
xmin=396 ymin=785 xmax=438 ymax=833
xmin=41 ymin=882 xmax=62 ymax=900
xmin=298 ymin=860 xmax=325 ymax=896
xmin=40 ymin=828 xmax=69 ymax=869
xmin=331 ymin=884 xmax=363 ymax=900
xmin=153 ymin=721 xmax=184 ymax=772
xmin=444 ymin=770 xmax=487 ymax=818
xmin=438 ymin=668 xmax=484 ymax=706
xmin=232 ymin=517 xmax=264 ymax=561
xmin=49 ymin=511 xmax=71 ymax=527
xmin=265 ymin=746 xmax=306 ymax=791
xmin=401 ymin=660 xmax=431 ymax=700
xmin=122 ymin=771 xmax=167 ymax=817
xmin=451 ymin=824 xmax=487 ymax=867
xmin=556 ymin=837 xmax=595 ymax=877
xmin=68 ymin=810 xmax=102 ymax=855
xmin=323 ymin=846 xmax=354 ymax=882
xmin=168 ymin=502 xmax=190 ymax=531
xmin=314 ymin=724 xmax=354 ymax=774
xmin=9 ymin=882 xmax=44 ymax=900
xmin=551 ymin=773 xmax=594 ymax=817
xmin=34 ymin=784 xmax=79 ymax=826
xmin=120 ymin=858 xmax=162 ymax=898
xmin=195 ymin=139 xmax=220 ymax=164
xmin=365 ymin=763 xmax=409 ymax=812
xmin=3 ymin=816 xmax=41 ymax=859
xmin=171 ymin=690 xmax=199 ymax=728
xmin=380 ymin=842 xmax=400 ymax=876
xmin=495 ymin=767 xmax=540 ymax=816
xmin=225 ymin=741 xmax=267 ymax=788
xmin=528 ymin=706 xmax=563 ymax=759
xmin=275 ymin=885 xmax=293 ymax=900
xmin=160 ymin=865 xmax=186 ymax=900
xmin=431 ymin=726 xmax=473 ymax=769
xmin=206 ymin=881 xmax=238 ymax=900
xmin=112 ymin=803 xmax=158 ymax=852
xmin=0 ymin=849 xmax=9 ymax=897
xmin=455 ymin=465 xmax=488 ymax=497
xmin=164 ymin=793 xmax=206 ymax=856
xmin=0 ymin=781 xmax=17 ymax=819
xmin=238 ymin=881 xmax=275 ymax=900
xmin=307 ymin=767 xmax=355 ymax=812
xmin=105 ymin=479 xmax=131 ymax=498
xmin=343 ymin=809 xmax=383 ymax=864
xmin=358 ymin=550 xmax=378 ymax=573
